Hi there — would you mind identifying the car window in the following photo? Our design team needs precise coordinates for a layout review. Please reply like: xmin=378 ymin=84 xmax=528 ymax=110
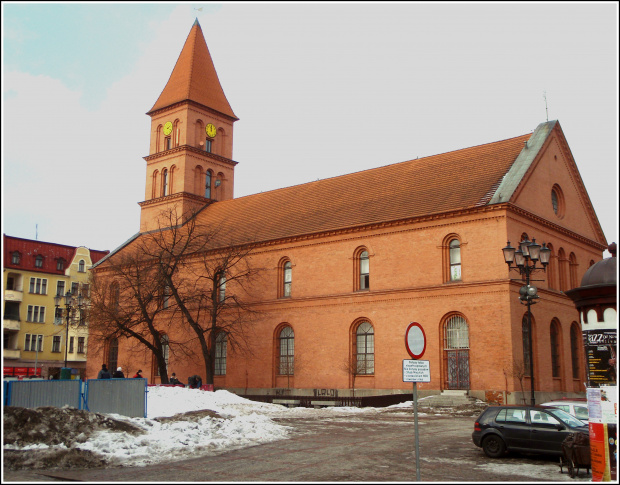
xmin=530 ymin=410 xmax=562 ymax=427
xmin=546 ymin=408 xmax=586 ymax=428
xmin=574 ymin=406 xmax=589 ymax=421
xmin=555 ymin=405 xmax=569 ymax=413
xmin=496 ymin=408 xmax=526 ymax=423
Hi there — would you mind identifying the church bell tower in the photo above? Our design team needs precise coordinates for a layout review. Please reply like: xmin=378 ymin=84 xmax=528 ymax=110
xmin=139 ymin=19 xmax=239 ymax=231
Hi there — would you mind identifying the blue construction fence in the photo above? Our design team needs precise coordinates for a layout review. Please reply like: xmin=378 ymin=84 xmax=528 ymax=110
xmin=3 ymin=378 xmax=148 ymax=418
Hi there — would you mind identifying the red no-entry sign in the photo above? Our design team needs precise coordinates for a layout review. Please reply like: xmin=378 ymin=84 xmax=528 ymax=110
xmin=405 ymin=322 xmax=426 ymax=359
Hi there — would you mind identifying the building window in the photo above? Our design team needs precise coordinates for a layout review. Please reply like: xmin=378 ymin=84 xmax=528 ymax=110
xmin=278 ymin=326 xmax=294 ymax=375
xmin=205 ymin=139 xmax=212 ymax=153
xmin=550 ymin=321 xmax=561 ymax=378
xmin=29 ymin=277 xmax=47 ymax=295
xmin=11 ymin=252 xmax=20 ymax=264
xmin=354 ymin=248 xmax=370 ymax=291
xmin=52 ymin=336 xmax=61 ymax=353
xmin=71 ymin=282 xmax=79 ymax=295
xmin=165 ymin=137 xmax=171 ymax=150
xmin=569 ymin=253 xmax=578 ymax=289
xmin=570 ymin=324 xmax=581 ymax=380
xmin=35 ymin=255 xmax=43 ymax=268
xmin=78 ymin=260 xmax=85 ymax=272
xmin=57 ymin=259 xmax=65 ymax=271
xmin=110 ymin=282 xmax=120 ymax=311
xmin=69 ymin=336 xmax=74 ymax=354
xmin=558 ymin=248 xmax=568 ymax=292
xmin=162 ymin=169 xmax=169 ymax=196
xmin=155 ymin=334 xmax=169 ymax=377
xmin=162 ymin=285 xmax=171 ymax=309
xmin=449 ymin=239 xmax=461 ymax=281
xmin=27 ymin=305 xmax=45 ymax=323
xmin=522 ymin=314 xmax=531 ymax=376
xmin=218 ymin=273 xmax=226 ymax=303
xmin=54 ymin=307 xmax=63 ymax=325
xmin=205 ymin=170 xmax=212 ymax=198
xmin=551 ymin=184 xmax=565 ymax=218
xmin=77 ymin=337 xmax=85 ymax=354
xmin=108 ymin=338 xmax=119 ymax=373
xmin=279 ymin=259 xmax=292 ymax=298
xmin=356 ymin=321 xmax=375 ymax=375
xmin=25 ymin=334 xmax=43 ymax=352
xmin=215 ymin=333 xmax=227 ymax=376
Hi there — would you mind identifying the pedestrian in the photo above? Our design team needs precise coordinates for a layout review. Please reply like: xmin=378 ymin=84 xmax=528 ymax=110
xmin=169 ymin=373 xmax=184 ymax=386
xmin=97 ymin=364 xmax=111 ymax=379
xmin=112 ymin=366 xmax=125 ymax=378
xmin=133 ymin=369 xmax=143 ymax=378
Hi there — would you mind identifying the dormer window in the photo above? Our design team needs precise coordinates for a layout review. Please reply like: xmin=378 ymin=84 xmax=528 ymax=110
xmin=56 ymin=259 xmax=65 ymax=271
xmin=11 ymin=251 xmax=20 ymax=265
xmin=78 ymin=260 xmax=85 ymax=272
xmin=35 ymin=255 xmax=43 ymax=268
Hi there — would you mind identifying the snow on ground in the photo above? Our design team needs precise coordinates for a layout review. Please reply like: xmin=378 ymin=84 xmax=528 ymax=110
xmin=2 ymin=388 xmax=591 ymax=481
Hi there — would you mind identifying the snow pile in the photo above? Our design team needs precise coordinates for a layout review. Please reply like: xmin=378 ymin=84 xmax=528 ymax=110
xmin=4 ymin=387 xmax=293 ymax=470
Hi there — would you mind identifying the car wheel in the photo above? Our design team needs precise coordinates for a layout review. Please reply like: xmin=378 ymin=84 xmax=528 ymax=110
xmin=482 ymin=435 xmax=506 ymax=458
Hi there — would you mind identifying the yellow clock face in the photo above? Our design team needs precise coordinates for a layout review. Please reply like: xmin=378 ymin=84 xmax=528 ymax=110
xmin=163 ymin=121 xmax=173 ymax=136
xmin=206 ymin=123 xmax=217 ymax=138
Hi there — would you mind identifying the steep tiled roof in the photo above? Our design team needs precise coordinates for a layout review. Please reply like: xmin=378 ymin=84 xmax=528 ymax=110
xmin=185 ymin=132 xmax=531 ymax=247
xmin=3 ymin=234 xmax=109 ymax=274
xmin=148 ymin=19 xmax=237 ymax=119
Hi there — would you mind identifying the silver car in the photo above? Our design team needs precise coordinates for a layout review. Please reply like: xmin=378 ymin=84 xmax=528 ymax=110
xmin=541 ymin=400 xmax=589 ymax=423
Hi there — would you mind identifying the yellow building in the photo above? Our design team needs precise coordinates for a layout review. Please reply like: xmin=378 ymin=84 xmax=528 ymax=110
xmin=3 ymin=235 xmax=109 ymax=379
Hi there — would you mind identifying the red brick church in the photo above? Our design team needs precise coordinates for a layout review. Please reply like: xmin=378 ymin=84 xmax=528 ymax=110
xmin=87 ymin=20 xmax=607 ymax=404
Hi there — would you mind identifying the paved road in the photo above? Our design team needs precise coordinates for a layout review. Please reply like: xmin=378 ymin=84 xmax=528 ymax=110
xmin=4 ymin=411 xmax=587 ymax=482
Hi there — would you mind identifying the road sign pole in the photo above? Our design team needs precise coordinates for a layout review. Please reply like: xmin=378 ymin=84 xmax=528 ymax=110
xmin=413 ymin=381 xmax=421 ymax=481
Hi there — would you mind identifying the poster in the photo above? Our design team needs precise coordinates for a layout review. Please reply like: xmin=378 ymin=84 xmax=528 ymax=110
xmin=588 ymin=386 xmax=618 ymax=482
xmin=583 ymin=330 xmax=617 ymax=386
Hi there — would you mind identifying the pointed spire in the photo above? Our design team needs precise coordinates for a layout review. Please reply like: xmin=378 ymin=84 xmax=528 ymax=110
xmin=148 ymin=20 xmax=238 ymax=119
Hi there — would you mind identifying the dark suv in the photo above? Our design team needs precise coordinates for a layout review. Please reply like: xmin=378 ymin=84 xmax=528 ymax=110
xmin=472 ymin=405 xmax=589 ymax=458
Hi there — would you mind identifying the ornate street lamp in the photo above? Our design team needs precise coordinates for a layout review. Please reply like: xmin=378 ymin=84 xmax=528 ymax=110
xmin=54 ymin=290 xmax=84 ymax=369
xmin=502 ymin=238 xmax=550 ymax=405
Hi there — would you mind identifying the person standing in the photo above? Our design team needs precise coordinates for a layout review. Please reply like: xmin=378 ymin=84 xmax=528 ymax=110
xmin=97 ymin=364 xmax=111 ymax=379
xmin=133 ymin=369 xmax=143 ymax=378
xmin=112 ymin=367 xmax=125 ymax=378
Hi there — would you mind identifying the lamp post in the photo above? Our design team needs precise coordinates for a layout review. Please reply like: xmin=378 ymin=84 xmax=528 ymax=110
xmin=502 ymin=238 xmax=551 ymax=405
xmin=54 ymin=290 xmax=84 ymax=369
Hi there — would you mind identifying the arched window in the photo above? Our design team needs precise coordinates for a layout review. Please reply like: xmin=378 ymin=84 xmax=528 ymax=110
xmin=570 ymin=323 xmax=581 ymax=380
xmin=449 ymin=239 xmax=461 ymax=281
xmin=354 ymin=248 xmax=370 ymax=291
xmin=110 ymin=281 xmax=120 ymax=312
xmin=278 ymin=326 xmax=294 ymax=375
xmin=108 ymin=338 xmax=119 ymax=374
xmin=550 ymin=321 xmax=561 ymax=378
xmin=356 ymin=321 xmax=374 ymax=375
xmin=443 ymin=314 xmax=470 ymax=390
xmin=569 ymin=253 xmax=578 ymax=289
xmin=155 ymin=334 xmax=169 ymax=377
xmin=78 ymin=260 xmax=85 ymax=272
xmin=215 ymin=333 xmax=227 ymax=376
xmin=279 ymin=259 xmax=292 ymax=298
xmin=152 ymin=170 xmax=159 ymax=198
xmin=218 ymin=273 xmax=226 ymax=303
xmin=205 ymin=170 xmax=212 ymax=198
xmin=162 ymin=169 xmax=169 ymax=196
xmin=558 ymin=248 xmax=568 ymax=291
xmin=546 ymin=243 xmax=556 ymax=290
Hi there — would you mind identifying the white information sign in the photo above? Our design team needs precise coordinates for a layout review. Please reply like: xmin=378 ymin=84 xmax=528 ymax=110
xmin=403 ymin=360 xmax=430 ymax=382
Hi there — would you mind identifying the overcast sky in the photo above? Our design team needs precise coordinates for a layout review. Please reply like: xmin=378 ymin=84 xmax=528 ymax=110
xmin=2 ymin=2 xmax=618 ymax=255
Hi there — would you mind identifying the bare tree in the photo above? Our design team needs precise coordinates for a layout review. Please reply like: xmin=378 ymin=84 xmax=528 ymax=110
xmin=89 ymin=207 xmax=263 ymax=385
xmin=341 ymin=356 xmax=362 ymax=398
xmin=503 ymin=358 xmax=528 ymax=404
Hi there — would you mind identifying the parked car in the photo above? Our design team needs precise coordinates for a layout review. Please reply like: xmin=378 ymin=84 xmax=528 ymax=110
xmin=541 ymin=400 xmax=589 ymax=423
xmin=472 ymin=405 xmax=589 ymax=458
